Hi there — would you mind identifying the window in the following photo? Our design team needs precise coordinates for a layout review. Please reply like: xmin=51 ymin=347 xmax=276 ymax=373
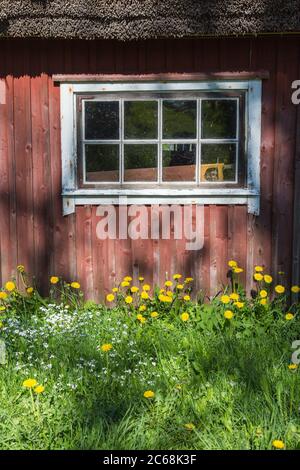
xmin=57 ymin=78 xmax=262 ymax=215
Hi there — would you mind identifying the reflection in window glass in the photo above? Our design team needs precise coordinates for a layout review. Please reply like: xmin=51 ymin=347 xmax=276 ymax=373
xmin=85 ymin=101 xmax=119 ymax=140
xmin=124 ymin=101 xmax=158 ymax=139
xmin=201 ymin=144 xmax=236 ymax=182
xmin=163 ymin=100 xmax=197 ymax=139
xmin=162 ymin=144 xmax=196 ymax=182
xmin=85 ymin=144 xmax=119 ymax=182
xmin=124 ymin=144 xmax=157 ymax=182
xmin=201 ymin=100 xmax=237 ymax=139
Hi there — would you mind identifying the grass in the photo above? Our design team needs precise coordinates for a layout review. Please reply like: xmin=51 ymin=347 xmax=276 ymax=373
xmin=0 ymin=266 xmax=300 ymax=450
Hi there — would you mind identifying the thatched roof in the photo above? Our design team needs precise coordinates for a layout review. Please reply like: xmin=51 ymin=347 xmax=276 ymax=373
xmin=0 ymin=1 xmax=300 ymax=41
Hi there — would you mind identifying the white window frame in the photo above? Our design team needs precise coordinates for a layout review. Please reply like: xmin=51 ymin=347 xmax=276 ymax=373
xmin=59 ymin=80 xmax=262 ymax=215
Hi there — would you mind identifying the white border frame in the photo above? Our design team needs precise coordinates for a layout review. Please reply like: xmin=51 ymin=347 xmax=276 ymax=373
xmin=60 ymin=80 xmax=262 ymax=215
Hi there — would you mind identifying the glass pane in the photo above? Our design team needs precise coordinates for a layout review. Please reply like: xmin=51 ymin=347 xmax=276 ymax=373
xmin=85 ymin=101 xmax=119 ymax=140
xmin=201 ymin=99 xmax=237 ymax=139
xmin=201 ymin=144 xmax=236 ymax=182
xmin=124 ymin=101 xmax=158 ymax=139
xmin=162 ymin=144 xmax=196 ymax=182
xmin=85 ymin=144 xmax=119 ymax=182
xmin=163 ymin=100 xmax=197 ymax=139
xmin=124 ymin=144 xmax=157 ymax=182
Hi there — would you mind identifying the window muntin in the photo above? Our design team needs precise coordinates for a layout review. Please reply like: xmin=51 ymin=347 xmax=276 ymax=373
xmin=79 ymin=93 xmax=243 ymax=187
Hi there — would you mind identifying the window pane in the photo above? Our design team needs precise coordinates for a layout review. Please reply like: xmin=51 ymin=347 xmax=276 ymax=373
xmin=85 ymin=101 xmax=119 ymax=140
xmin=85 ymin=144 xmax=119 ymax=182
xmin=124 ymin=144 xmax=157 ymax=182
xmin=163 ymin=100 xmax=197 ymax=139
xmin=162 ymin=144 xmax=196 ymax=182
xmin=124 ymin=101 xmax=158 ymax=139
xmin=201 ymin=100 xmax=237 ymax=139
xmin=201 ymin=144 xmax=236 ymax=182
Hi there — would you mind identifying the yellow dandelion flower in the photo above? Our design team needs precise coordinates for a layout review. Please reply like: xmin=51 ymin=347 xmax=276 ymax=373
xmin=34 ymin=385 xmax=45 ymax=394
xmin=221 ymin=295 xmax=230 ymax=304
xmin=275 ymin=285 xmax=285 ymax=294
xmin=139 ymin=305 xmax=146 ymax=312
xmin=121 ymin=281 xmax=130 ymax=288
xmin=176 ymin=284 xmax=184 ymax=290
xmin=0 ymin=292 xmax=8 ymax=300
xmin=288 ymin=364 xmax=298 ymax=370
xmin=173 ymin=274 xmax=182 ymax=280
xmin=141 ymin=291 xmax=149 ymax=300
xmin=183 ymin=295 xmax=191 ymax=302
xmin=228 ymin=260 xmax=237 ymax=268
xmin=264 ymin=274 xmax=273 ymax=284
xmin=233 ymin=267 xmax=243 ymax=274
xmin=259 ymin=290 xmax=268 ymax=298
xmin=130 ymin=286 xmax=139 ymax=293
xmin=166 ymin=290 xmax=173 ymax=297
xmin=165 ymin=280 xmax=173 ymax=287
xmin=138 ymin=277 xmax=144 ymax=282
xmin=181 ymin=312 xmax=189 ymax=322
xmin=112 ymin=287 xmax=119 ymax=293
xmin=143 ymin=390 xmax=155 ymax=398
xmin=285 ymin=313 xmax=294 ymax=321
xmin=17 ymin=265 xmax=25 ymax=273
xmin=255 ymin=266 xmax=264 ymax=272
xmin=5 ymin=281 xmax=15 ymax=292
xmin=142 ymin=284 xmax=151 ymax=291
xmin=185 ymin=277 xmax=194 ymax=283
xmin=23 ymin=378 xmax=37 ymax=389
xmin=123 ymin=276 xmax=132 ymax=282
xmin=100 ymin=343 xmax=112 ymax=352
xmin=230 ymin=293 xmax=239 ymax=301
xmin=234 ymin=301 xmax=244 ymax=309
xmin=184 ymin=423 xmax=195 ymax=431
xmin=272 ymin=440 xmax=285 ymax=449
xmin=50 ymin=276 xmax=59 ymax=284
xmin=260 ymin=298 xmax=267 ymax=306
xmin=150 ymin=311 xmax=158 ymax=318
xmin=71 ymin=282 xmax=80 ymax=289
xmin=291 ymin=285 xmax=300 ymax=294
xmin=125 ymin=295 xmax=133 ymax=304
xmin=26 ymin=287 xmax=34 ymax=294
xmin=106 ymin=293 xmax=115 ymax=302
xmin=138 ymin=316 xmax=146 ymax=324
xmin=254 ymin=273 xmax=263 ymax=282
xmin=224 ymin=310 xmax=234 ymax=320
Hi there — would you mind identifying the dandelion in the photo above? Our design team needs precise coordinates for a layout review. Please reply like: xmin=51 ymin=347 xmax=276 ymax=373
xmin=181 ymin=312 xmax=189 ymax=322
xmin=233 ymin=267 xmax=243 ymax=274
xmin=166 ymin=290 xmax=173 ymax=297
xmin=125 ymin=295 xmax=133 ymax=304
xmin=275 ymin=285 xmax=285 ymax=294
xmin=260 ymin=298 xmax=267 ymax=306
xmin=221 ymin=295 xmax=230 ymax=304
xmin=131 ymin=286 xmax=139 ymax=293
xmin=184 ymin=423 xmax=195 ymax=431
xmin=17 ymin=265 xmax=25 ymax=273
xmin=34 ymin=385 xmax=45 ymax=394
xmin=173 ymin=274 xmax=182 ymax=280
xmin=71 ymin=282 xmax=80 ymax=289
xmin=150 ymin=311 xmax=158 ymax=318
xmin=123 ymin=276 xmax=132 ymax=282
xmin=255 ymin=266 xmax=264 ymax=272
xmin=291 ymin=285 xmax=300 ymax=293
xmin=0 ymin=292 xmax=8 ymax=299
xmin=121 ymin=281 xmax=130 ymax=288
xmin=142 ymin=284 xmax=151 ymax=291
xmin=139 ymin=305 xmax=146 ymax=312
xmin=106 ymin=293 xmax=115 ymax=302
xmin=224 ymin=310 xmax=234 ymax=320
xmin=228 ymin=260 xmax=237 ymax=268
xmin=23 ymin=378 xmax=38 ymax=389
xmin=176 ymin=284 xmax=184 ymax=290
xmin=288 ymin=364 xmax=298 ymax=370
xmin=50 ymin=276 xmax=59 ymax=284
xmin=183 ymin=295 xmax=191 ymax=302
xmin=141 ymin=291 xmax=149 ymax=300
xmin=165 ymin=280 xmax=173 ymax=287
xmin=100 ymin=343 xmax=113 ymax=352
xmin=5 ymin=281 xmax=15 ymax=291
xmin=254 ymin=273 xmax=263 ymax=282
xmin=285 ymin=313 xmax=294 ymax=321
xmin=272 ymin=440 xmax=285 ymax=449
xmin=264 ymin=274 xmax=273 ymax=284
xmin=26 ymin=287 xmax=34 ymax=294
xmin=230 ymin=293 xmax=239 ymax=301
xmin=185 ymin=277 xmax=194 ymax=283
xmin=138 ymin=277 xmax=144 ymax=282
xmin=137 ymin=315 xmax=146 ymax=324
xmin=259 ymin=290 xmax=268 ymax=298
xmin=112 ymin=287 xmax=119 ymax=293
xmin=234 ymin=301 xmax=244 ymax=309
xmin=143 ymin=390 xmax=155 ymax=398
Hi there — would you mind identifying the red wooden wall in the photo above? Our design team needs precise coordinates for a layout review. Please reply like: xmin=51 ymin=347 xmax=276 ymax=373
xmin=0 ymin=37 xmax=298 ymax=299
